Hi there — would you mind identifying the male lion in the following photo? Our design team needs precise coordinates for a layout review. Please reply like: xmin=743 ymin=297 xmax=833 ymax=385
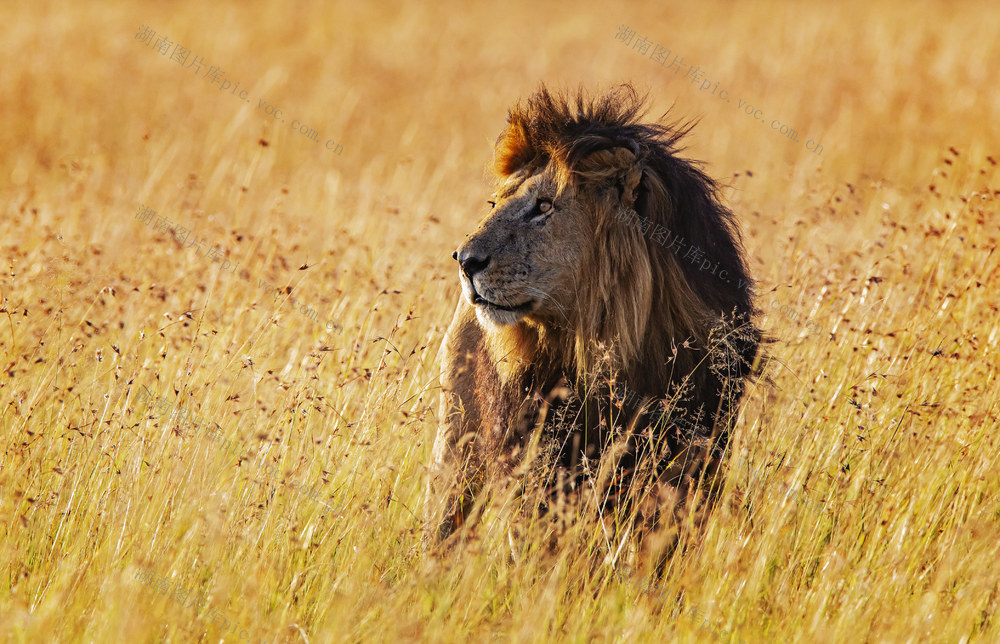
xmin=427 ymin=85 xmax=761 ymax=544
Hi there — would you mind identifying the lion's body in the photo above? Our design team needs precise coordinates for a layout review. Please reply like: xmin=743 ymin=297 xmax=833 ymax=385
xmin=426 ymin=85 xmax=762 ymax=542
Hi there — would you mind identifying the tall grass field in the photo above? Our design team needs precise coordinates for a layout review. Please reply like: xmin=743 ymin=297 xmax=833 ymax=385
xmin=1 ymin=1 xmax=998 ymax=642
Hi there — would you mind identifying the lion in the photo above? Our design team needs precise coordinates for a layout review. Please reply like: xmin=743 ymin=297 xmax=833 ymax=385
xmin=426 ymin=84 xmax=762 ymax=545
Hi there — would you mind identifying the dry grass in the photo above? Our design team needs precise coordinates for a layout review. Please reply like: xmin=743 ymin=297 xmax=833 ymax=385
xmin=1 ymin=0 xmax=999 ymax=642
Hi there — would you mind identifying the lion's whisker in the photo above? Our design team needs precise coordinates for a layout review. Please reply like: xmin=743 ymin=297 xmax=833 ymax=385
xmin=524 ymin=286 xmax=571 ymax=325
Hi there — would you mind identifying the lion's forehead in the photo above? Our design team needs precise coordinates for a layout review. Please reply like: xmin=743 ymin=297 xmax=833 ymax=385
xmin=496 ymin=168 xmax=559 ymax=200
xmin=496 ymin=174 xmax=529 ymax=199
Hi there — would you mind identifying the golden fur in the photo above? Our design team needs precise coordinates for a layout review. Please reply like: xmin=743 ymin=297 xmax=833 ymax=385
xmin=426 ymin=84 xmax=762 ymax=543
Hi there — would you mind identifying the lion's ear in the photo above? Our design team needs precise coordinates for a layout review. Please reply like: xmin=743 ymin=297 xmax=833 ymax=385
xmin=614 ymin=148 xmax=644 ymax=210
xmin=494 ymin=122 xmax=533 ymax=176
xmin=577 ymin=147 xmax=644 ymax=209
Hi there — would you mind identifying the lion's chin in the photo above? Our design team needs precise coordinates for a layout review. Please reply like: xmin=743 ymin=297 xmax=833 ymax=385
xmin=474 ymin=303 xmax=528 ymax=328
xmin=462 ymin=282 xmax=535 ymax=327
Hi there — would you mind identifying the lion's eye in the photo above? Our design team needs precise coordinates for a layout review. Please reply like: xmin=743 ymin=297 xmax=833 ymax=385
xmin=487 ymin=200 xmax=496 ymax=209
xmin=524 ymin=199 xmax=554 ymax=224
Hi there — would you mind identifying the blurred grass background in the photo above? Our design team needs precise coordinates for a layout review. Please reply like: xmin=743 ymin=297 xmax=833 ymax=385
xmin=1 ymin=0 xmax=998 ymax=642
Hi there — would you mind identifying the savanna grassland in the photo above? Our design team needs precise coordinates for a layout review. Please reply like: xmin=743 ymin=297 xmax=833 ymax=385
xmin=1 ymin=1 xmax=999 ymax=642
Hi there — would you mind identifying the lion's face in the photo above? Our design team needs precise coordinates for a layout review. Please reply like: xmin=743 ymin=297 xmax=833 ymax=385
xmin=454 ymin=167 xmax=593 ymax=329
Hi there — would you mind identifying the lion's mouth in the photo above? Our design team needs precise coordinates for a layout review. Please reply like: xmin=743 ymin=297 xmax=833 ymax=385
xmin=471 ymin=293 xmax=534 ymax=313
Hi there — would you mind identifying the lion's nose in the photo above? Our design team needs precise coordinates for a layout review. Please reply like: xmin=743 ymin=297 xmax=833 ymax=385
xmin=457 ymin=249 xmax=491 ymax=279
